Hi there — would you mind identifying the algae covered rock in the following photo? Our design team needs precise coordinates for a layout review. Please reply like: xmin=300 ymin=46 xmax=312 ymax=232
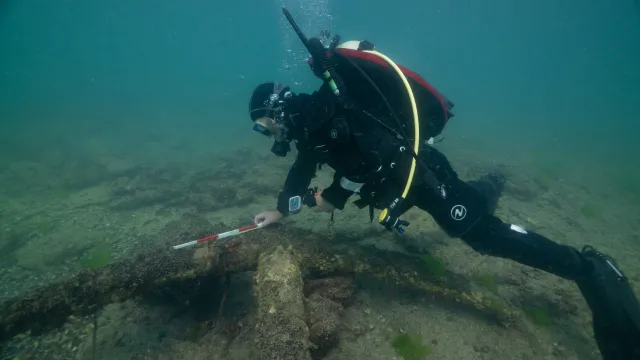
xmin=305 ymin=293 xmax=343 ymax=358
xmin=304 ymin=276 xmax=355 ymax=304
xmin=303 ymin=276 xmax=355 ymax=358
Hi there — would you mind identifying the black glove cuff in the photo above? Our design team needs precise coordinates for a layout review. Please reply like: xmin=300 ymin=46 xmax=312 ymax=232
xmin=320 ymin=182 xmax=353 ymax=210
xmin=276 ymin=191 xmax=292 ymax=216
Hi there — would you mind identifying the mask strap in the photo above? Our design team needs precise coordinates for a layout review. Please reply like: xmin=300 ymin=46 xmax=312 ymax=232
xmin=272 ymin=82 xmax=286 ymax=97
xmin=264 ymin=83 xmax=286 ymax=116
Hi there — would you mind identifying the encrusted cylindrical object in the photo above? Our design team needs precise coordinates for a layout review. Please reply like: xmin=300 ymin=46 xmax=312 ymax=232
xmin=254 ymin=245 xmax=311 ymax=360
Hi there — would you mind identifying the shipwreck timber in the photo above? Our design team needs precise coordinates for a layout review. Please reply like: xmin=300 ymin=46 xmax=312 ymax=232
xmin=0 ymin=215 xmax=516 ymax=357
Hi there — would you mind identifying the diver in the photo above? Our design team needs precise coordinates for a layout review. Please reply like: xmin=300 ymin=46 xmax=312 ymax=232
xmin=248 ymin=11 xmax=640 ymax=358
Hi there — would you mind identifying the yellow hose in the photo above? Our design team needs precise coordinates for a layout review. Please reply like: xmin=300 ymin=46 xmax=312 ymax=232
xmin=361 ymin=50 xmax=420 ymax=221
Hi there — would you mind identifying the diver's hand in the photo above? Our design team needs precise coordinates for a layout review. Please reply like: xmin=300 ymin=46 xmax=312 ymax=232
xmin=315 ymin=188 xmax=336 ymax=213
xmin=253 ymin=210 xmax=284 ymax=226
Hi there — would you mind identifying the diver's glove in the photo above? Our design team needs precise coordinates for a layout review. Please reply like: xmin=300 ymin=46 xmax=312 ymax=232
xmin=378 ymin=198 xmax=410 ymax=234
xmin=302 ymin=187 xmax=319 ymax=207
xmin=576 ymin=246 xmax=640 ymax=360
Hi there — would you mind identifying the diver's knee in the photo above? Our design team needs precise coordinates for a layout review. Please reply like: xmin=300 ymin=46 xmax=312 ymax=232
xmin=480 ymin=172 xmax=506 ymax=194
xmin=460 ymin=214 xmax=502 ymax=254
xmin=467 ymin=172 xmax=505 ymax=214
xmin=488 ymin=172 xmax=506 ymax=191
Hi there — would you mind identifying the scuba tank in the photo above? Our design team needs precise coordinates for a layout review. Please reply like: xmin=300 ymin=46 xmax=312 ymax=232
xmin=281 ymin=7 xmax=452 ymax=234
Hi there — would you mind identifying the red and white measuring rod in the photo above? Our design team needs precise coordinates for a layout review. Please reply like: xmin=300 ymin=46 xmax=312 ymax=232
xmin=172 ymin=222 xmax=264 ymax=250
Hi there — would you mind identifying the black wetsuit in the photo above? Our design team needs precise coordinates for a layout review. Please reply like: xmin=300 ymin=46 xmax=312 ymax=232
xmin=275 ymin=85 xmax=588 ymax=281
xmin=271 ymin=84 xmax=640 ymax=360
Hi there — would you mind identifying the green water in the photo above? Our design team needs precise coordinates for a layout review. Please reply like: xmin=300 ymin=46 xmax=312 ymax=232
xmin=1 ymin=0 xmax=639 ymax=359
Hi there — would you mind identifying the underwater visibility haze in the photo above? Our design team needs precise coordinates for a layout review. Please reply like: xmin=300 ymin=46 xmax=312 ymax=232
xmin=0 ymin=0 xmax=639 ymax=359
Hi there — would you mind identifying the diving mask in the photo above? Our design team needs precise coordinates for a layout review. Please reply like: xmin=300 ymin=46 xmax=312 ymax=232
xmin=253 ymin=117 xmax=275 ymax=137
xmin=252 ymin=116 xmax=289 ymax=142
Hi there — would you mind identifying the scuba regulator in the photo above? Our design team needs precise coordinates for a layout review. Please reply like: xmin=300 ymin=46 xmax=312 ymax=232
xmin=271 ymin=140 xmax=291 ymax=157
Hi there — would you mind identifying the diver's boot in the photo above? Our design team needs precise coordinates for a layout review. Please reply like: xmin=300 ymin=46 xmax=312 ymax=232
xmin=575 ymin=246 xmax=640 ymax=360
xmin=462 ymin=218 xmax=640 ymax=358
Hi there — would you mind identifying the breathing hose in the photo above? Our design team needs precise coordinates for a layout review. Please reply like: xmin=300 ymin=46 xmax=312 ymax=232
xmin=361 ymin=50 xmax=420 ymax=224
